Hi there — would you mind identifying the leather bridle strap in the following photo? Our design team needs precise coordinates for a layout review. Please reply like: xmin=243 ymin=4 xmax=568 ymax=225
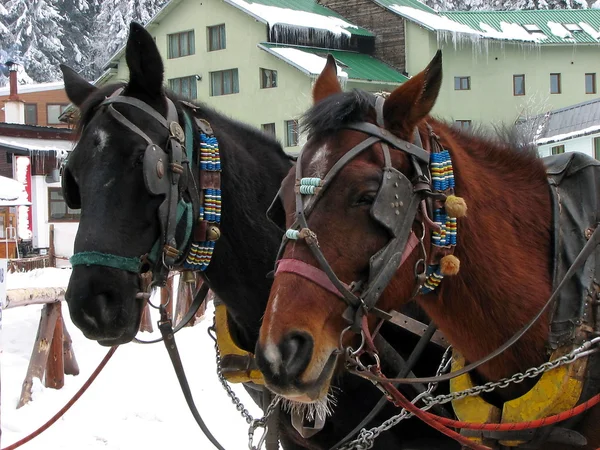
xmin=352 ymin=223 xmax=600 ymax=385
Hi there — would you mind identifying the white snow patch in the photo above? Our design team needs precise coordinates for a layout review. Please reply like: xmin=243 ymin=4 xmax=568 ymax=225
xmin=228 ymin=0 xmax=358 ymax=36
xmin=3 ymin=279 xmax=263 ymax=450
xmin=268 ymin=47 xmax=349 ymax=78
xmin=0 ymin=81 xmax=64 ymax=96
xmin=547 ymin=21 xmax=573 ymax=40
xmin=7 ymin=267 xmax=73 ymax=290
xmin=0 ymin=176 xmax=25 ymax=202
xmin=579 ymin=22 xmax=600 ymax=40
xmin=536 ymin=125 xmax=600 ymax=145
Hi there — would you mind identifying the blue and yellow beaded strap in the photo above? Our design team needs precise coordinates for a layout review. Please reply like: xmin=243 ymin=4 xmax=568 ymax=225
xmin=185 ymin=132 xmax=222 ymax=271
xmin=420 ymin=150 xmax=466 ymax=295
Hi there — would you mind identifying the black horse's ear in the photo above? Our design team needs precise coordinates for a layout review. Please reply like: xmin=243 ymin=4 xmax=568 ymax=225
xmin=266 ymin=190 xmax=287 ymax=231
xmin=125 ymin=22 xmax=164 ymax=96
xmin=60 ymin=64 xmax=97 ymax=107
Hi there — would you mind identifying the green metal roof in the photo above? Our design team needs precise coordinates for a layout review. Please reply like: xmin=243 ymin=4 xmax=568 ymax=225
xmin=442 ymin=10 xmax=600 ymax=44
xmin=224 ymin=0 xmax=374 ymax=36
xmin=373 ymin=0 xmax=436 ymax=15
xmin=260 ymin=43 xmax=408 ymax=84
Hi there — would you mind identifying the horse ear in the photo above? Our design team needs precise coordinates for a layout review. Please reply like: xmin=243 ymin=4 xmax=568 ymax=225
xmin=383 ymin=50 xmax=442 ymax=135
xmin=313 ymin=54 xmax=342 ymax=104
xmin=125 ymin=22 xmax=164 ymax=96
xmin=60 ymin=64 xmax=97 ymax=107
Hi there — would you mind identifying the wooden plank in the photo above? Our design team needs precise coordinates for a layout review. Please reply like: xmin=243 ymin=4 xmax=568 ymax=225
xmin=45 ymin=303 xmax=64 ymax=389
xmin=62 ymin=317 xmax=80 ymax=376
xmin=5 ymin=288 xmax=65 ymax=309
xmin=18 ymin=303 xmax=61 ymax=408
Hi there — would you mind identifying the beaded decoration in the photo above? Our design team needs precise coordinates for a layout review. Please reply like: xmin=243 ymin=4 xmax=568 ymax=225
xmin=185 ymin=132 xmax=222 ymax=271
xmin=420 ymin=150 xmax=459 ymax=295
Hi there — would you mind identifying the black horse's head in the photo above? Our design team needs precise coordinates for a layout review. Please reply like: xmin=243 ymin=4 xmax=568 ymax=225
xmin=62 ymin=23 xmax=184 ymax=345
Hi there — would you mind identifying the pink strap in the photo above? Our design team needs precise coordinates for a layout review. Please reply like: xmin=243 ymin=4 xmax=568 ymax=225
xmin=275 ymin=232 xmax=419 ymax=297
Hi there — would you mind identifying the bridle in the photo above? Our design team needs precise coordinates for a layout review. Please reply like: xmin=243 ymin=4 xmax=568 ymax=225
xmin=63 ymin=89 xmax=200 ymax=288
xmin=272 ymin=95 xmax=438 ymax=333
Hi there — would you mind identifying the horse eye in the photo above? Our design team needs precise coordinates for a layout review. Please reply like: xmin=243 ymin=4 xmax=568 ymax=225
xmin=354 ymin=192 xmax=376 ymax=207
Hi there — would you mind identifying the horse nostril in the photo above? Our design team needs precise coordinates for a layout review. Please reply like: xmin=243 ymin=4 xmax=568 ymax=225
xmin=280 ymin=332 xmax=313 ymax=381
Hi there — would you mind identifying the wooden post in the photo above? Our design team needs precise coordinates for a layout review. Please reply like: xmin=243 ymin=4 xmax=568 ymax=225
xmin=18 ymin=303 xmax=61 ymax=408
xmin=174 ymin=275 xmax=192 ymax=327
xmin=139 ymin=302 xmax=153 ymax=333
xmin=45 ymin=303 xmax=64 ymax=389
xmin=161 ymin=275 xmax=174 ymax=318
xmin=49 ymin=224 xmax=56 ymax=267
xmin=62 ymin=317 xmax=80 ymax=376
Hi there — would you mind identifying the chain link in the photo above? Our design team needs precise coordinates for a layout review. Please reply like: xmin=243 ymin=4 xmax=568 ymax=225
xmin=340 ymin=337 xmax=600 ymax=450
xmin=207 ymin=316 xmax=280 ymax=450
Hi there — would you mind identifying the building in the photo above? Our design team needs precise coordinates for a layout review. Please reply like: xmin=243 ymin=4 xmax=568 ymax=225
xmin=0 ymin=64 xmax=77 ymax=261
xmin=319 ymin=0 xmax=600 ymax=126
xmin=0 ymin=62 xmax=71 ymax=128
xmin=522 ymin=98 xmax=600 ymax=158
xmin=95 ymin=0 xmax=408 ymax=153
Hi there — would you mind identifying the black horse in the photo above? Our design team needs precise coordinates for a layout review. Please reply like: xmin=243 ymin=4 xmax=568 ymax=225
xmin=61 ymin=22 xmax=455 ymax=450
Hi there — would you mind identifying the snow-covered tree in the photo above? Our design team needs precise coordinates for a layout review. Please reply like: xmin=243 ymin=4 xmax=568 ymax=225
xmin=92 ymin=0 xmax=167 ymax=72
xmin=2 ymin=0 xmax=64 ymax=82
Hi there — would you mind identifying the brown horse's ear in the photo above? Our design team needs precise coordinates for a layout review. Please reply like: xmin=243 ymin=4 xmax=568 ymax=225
xmin=313 ymin=54 xmax=342 ymax=104
xmin=383 ymin=50 xmax=442 ymax=135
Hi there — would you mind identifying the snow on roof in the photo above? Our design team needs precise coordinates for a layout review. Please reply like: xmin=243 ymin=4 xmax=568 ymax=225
xmin=0 ymin=136 xmax=74 ymax=157
xmin=580 ymin=21 xmax=600 ymax=40
xmin=0 ymin=176 xmax=25 ymax=201
xmin=225 ymin=0 xmax=359 ymax=36
xmin=0 ymin=81 xmax=64 ymax=96
xmin=263 ymin=46 xmax=349 ymax=78
xmin=537 ymin=124 xmax=600 ymax=145
xmin=547 ymin=21 xmax=574 ymax=40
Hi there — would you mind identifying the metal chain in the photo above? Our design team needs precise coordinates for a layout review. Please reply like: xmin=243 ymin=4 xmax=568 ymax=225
xmin=340 ymin=337 xmax=600 ymax=450
xmin=207 ymin=317 xmax=280 ymax=450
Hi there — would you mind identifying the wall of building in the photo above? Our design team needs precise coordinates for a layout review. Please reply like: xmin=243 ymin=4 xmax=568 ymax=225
xmin=0 ymin=89 xmax=71 ymax=127
xmin=538 ymin=133 xmax=599 ymax=158
xmin=318 ymin=0 xmax=407 ymax=72
xmin=404 ymin=22 xmax=600 ymax=126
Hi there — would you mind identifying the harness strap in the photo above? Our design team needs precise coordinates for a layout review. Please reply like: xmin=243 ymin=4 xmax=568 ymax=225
xmin=352 ymin=223 xmax=600 ymax=385
xmin=102 ymin=95 xmax=171 ymax=130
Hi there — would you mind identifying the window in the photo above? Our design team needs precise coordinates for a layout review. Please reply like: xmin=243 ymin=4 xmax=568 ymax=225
xmin=207 ymin=24 xmax=226 ymax=51
xmin=594 ymin=137 xmax=600 ymax=160
xmin=48 ymin=188 xmax=81 ymax=222
xmin=285 ymin=120 xmax=299 ymax=147
xmin=564 ymin=24 xmax=582 ymax=32
xmin=168 ymin=30 xmax=195 ymax=59
xmin=25 ymin=104 xmax=37 ymax=125
xmin=261 ymin=123 xmax=276 ymax=138
xmin=550 ymin=73 xmax=561 ymax=94
xmin=551 ymin=145 xmax=565 ymax=155
xmin=210 ymin=69 xmax=239 ymax=96
xmin=513 ymin=75 xmax=525 ymax=96
xmin=454 ymin=76 xmax=470 ymax=90
xmin=455 ymin=120 xmax=472 ymax=130
xmin=260 ymin=69 xmax=278 ymax=89
xmin=524 ymin=24 xmax=541 ymax=32
xmin=586 ymin=73 xmax=596 ymax=94
xmin=168 ymin=76 xmax=197 ymax=100
xmin=47 ymin=104 xmax=68 ymax=124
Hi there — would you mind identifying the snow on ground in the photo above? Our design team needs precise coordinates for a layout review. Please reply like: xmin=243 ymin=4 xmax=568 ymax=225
xmin=2 ymin=269 xmax=263 ymax=450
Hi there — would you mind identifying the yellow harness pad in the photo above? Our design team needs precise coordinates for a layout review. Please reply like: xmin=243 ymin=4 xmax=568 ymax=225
xmin=214 ymin=303 xmax=264 ymax=385
xmin=450 ymin=348 xmax=588 ymax=447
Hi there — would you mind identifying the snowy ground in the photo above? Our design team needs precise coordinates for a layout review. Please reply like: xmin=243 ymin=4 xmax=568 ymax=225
xmin=2 ymin=268 xmax=262 ymax=450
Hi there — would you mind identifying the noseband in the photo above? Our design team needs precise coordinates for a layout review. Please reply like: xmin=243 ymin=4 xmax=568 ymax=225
xmin=273 ymin=96 xmax=444 ymax=331
xmin=65 ymin=89 xmax=215 ymax=287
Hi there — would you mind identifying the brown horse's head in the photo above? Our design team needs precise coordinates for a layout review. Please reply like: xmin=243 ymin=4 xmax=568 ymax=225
xmin=256 ymin=52 xmax=443 ymax=402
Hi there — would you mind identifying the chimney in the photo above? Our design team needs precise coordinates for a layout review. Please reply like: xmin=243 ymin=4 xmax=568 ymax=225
xmin=3 ymin=61 xmax=25 ymax=124
xmin=7 ymin=61 xmax=19 ymax=100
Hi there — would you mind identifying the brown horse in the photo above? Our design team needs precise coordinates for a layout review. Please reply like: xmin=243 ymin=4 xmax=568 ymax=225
xmin=255 ymin=51 xmax=600 ymax=449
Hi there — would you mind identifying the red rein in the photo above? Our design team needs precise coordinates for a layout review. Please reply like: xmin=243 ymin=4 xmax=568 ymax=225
xmin=383 ymin=382 xmax=600 ymax=450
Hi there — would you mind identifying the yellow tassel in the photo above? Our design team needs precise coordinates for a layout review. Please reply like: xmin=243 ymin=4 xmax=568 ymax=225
xmin=440 ymin=255 xmax=460 ymax=276
xmin=445 ymin=195 xmax=468 ymax=218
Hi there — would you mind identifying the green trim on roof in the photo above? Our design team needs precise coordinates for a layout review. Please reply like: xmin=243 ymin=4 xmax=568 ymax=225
xmin=226 ymin=0 xmax=374 ymax=36
xmin=260 ymin=43 xmax=408 ymax=84
xmin=373 ymin=0 xmax=436 ymax=15
xmin=441 ymin=10 xmax=600 ymax=44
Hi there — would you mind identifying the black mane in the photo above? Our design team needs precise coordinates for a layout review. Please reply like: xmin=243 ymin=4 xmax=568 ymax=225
xmin=302 ymin=89 xmax=375 ymax=136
